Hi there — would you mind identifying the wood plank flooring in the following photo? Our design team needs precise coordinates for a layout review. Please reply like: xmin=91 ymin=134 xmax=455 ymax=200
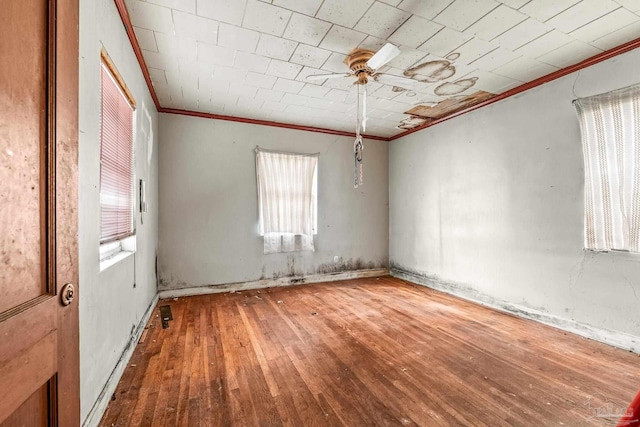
xmin=99 ymin=276 xmax=640 ymax=426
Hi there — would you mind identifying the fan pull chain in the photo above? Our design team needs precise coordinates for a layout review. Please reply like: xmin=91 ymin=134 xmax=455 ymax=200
xmin=354 ymin=84 xmax=364 ymax=188
xmin=362 ymin=84 xmax=367 ymax=133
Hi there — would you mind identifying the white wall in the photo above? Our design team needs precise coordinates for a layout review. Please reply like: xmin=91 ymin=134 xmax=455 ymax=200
xmin=79 ymin=0 xmax=159 ymax=422
xmin=390 ymin=48 xmax=640 ymax=346
xmin=158 ymin=114 xmax=388 ymax=290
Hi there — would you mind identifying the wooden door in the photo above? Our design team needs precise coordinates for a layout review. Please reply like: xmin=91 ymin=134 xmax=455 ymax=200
xmin=0 ymin=0 xmax=79 ymax=425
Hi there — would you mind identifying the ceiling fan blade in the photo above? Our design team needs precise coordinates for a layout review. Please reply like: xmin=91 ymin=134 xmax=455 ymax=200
xmin=366 ymin=43 xmax=401 ymax=70
xmin=374 ymin=73 xmax=421 ymax=90
xmin=306 ymin=73 xmax=352 ymax=81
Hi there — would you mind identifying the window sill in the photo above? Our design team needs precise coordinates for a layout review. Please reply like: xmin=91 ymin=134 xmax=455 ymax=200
xmin=99 ymin=235 xmax=136 ymax=272
xmin=100 ymin=249 xmax=134 ymax=272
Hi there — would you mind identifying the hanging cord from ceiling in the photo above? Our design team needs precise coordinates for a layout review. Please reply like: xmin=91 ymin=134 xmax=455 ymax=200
xmin=354 ymin=84 xmax=364 ymax=188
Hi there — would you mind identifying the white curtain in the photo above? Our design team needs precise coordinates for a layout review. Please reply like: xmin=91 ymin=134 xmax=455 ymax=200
xmin=256 ymin=148 xmax=318 ymax=254
xmin=574 ymin=84 xmax=640 ymax=252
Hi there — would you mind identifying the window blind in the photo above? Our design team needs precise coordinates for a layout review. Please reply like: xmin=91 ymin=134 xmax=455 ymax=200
xmin=100 ymin=63 xmax=134 ymax=243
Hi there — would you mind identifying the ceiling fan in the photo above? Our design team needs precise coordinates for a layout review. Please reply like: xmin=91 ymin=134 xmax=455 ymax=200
xmin=306 ymin=43 xmax=420 ymax=91
xmin=305 ymin=43 xmax=419 ymax=188
xmin=306 ymin=43 xmax=420 ymax=134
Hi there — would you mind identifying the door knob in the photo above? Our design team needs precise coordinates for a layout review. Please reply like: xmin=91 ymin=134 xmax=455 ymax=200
xmin=61 ymin=283 xmax=75 ymax=306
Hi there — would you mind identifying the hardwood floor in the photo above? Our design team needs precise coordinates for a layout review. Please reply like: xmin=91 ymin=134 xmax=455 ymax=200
xmin=99 ymin=276 xmax=640 ymax=426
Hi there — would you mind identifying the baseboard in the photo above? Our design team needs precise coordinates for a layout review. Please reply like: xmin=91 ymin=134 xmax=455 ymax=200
xmin=82 ymin=293 xmax=160 ymax=427
xmin=391 ymin=268 xmax=640 ymax=354
xmin=158 ymin=268 xmax=389 ymax=299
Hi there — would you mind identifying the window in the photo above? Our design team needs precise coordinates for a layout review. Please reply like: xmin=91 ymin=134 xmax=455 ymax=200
xmin=100 ymin=52 xmax=136 ymax=248
xmin=256 ymin=148 xmax=318 ymax=254
xmin=574 ymin=83 xmax=640 ymax=252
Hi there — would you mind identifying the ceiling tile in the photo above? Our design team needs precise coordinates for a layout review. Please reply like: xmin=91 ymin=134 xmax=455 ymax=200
xmin=124 ymin=0 xmax=174 ymax=33
xmin=359 ymin=35 xmax=388 ymax=51
xmin=255 ymin=88 xmax=286 ymax=102
xmin=142 ymin=50 xmax=179 ymax=72
xmin=379 ymin=0 xmax=403 ymax=6
xmin=299 ymin=83 xmax=332 ymax=98
xmin=244 ymin=71 xmax=278 ymax=89
xmin=492 ymin=56 xmax=558 ymax=81
xmin=282 ymin=13 xmax=332 ymax=46
xmin=133 ymin=27 xmax=158 ymax=52
xmin=262 ymin=100 xmax=288 ymax=111
xmin=173 ymin=11 xmax=219 ymax=45
xmin=242 ymin=0 xmax=292 ymax=36
xmin=497 ymin=0 xmax=529 ymax=8
xmin=354 ymin=2 xmax=411 ymax=39
xmin=200 ymin=76 xmax=230 ymax=94
xmin=266 ymin=59 xmax=303 ymax=79
xmin=536 ymin=40 xmax=602 ymax=67
xmin=514 ymin=30 xmax=573 ymax=58
xmin=234 ymin=51 xmax=272 ymax=73
xmin=418 ymin=27 xmax=472 ymax=56
xmin=295 ymin=66 xmax=330 ymax=82
xmin=319 ymin=26 xmax=368 ymax=54
xmin=591 ymin=20 xmax=640 ymax=50
xmin=466 ymin=4 xmax=527 ymax=41
xmin=211 ymin=65 xmax=247 ymax=86
xmin=325 ymin=89 xmax=349 ymax=102
xmin=454 ymin=38 xmax=499 ymax=64
xmin=196 ymin=0 xmax=246 ymax=26
xmin=237 ymin=97 xmax=265 ymax=110
xmin=469 ymin=47 xmax=521 ymax=71
xmin=433 ymin=0 xmax=500 ymax=32
xmin=145 ymin=0 xmax=195 ymax=14
xmin=470 ymin=70 xmax=521 ymax=93
xmin=148 ymin=67 xmax=167 ymax=84
xmin=305 ymin=97 xmax=334 ymax=109
xmin=198 ymin=42 xmax=236 ymax=66
xmin=290 ymin=44 xmax=332 ymax=68
xmin=491 ymin=18 xmax=550 ymax=50
xmin=387 ymin=48 xmax=428 ymax=69
xmin=546 ymin=0 xmax=620 ymax=33
xmin=228 ymin=84 xmax=258 ymax=98
xmin=316 ymin=0 xmax=375 ymax=28
xmin=218 ymin=23 xmax=260 ymax=53
xmin=281 ymin=93 xmax=309 ymax=106
xmin=397 ymin=0 xmax=454 ymax=20
xmin=519 ymin=0 xmax=581 ymax=22
xmin=209 ymin=90 xmax=239 ymax=106
xmin=272 ymin=0 xmax=323 ymax=16
xmin=256 ymin=34 xmax=298 ymax=60
xmin=155 ymin=33 xmax=197 ymax=60
xmin=272 ymin=78 xmax=305 ymax=93
xmin=387 ymin=15 xmax=443 ymax=49
xmin=570 ymin=8 xmax=640 ymax=42
xmin=321 ymin=52 xmax=349 ymax=73
xmin=616 ymin=0 xmax=640 ymax=12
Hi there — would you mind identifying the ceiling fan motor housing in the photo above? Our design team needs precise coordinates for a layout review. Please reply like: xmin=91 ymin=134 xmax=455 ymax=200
xmin=344 ymin=48 xmax=375 ymax=85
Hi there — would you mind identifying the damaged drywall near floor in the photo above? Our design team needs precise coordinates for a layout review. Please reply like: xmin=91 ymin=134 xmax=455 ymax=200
xmin=390 ymin=265 xmax=640 ymax=354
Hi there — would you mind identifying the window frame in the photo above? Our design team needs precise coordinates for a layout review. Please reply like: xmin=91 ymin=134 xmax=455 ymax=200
xmin=99 ymin=50 xmax=137 ymax=261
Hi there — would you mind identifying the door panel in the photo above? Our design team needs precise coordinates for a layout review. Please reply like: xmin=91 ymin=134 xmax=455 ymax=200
xmin=1 ymin=383 xmax=50 ymax=427
xmin=0 ymin=0 xmax=48 ymax=314
xmin=0 ymin=0 xmax=79 ymax=425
